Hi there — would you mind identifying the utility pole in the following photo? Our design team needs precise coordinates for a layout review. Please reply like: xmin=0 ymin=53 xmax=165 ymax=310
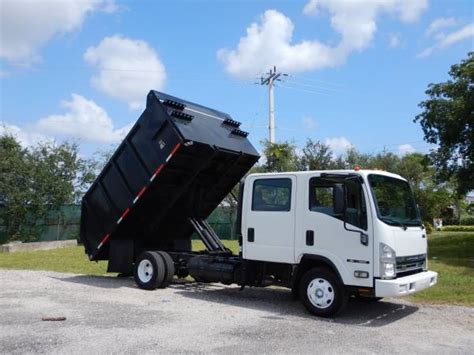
xmin=260 ymin=66 xmax=286 ymax=143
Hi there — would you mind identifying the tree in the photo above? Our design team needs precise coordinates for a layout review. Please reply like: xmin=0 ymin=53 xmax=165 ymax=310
xmin=299 ymin=139 xmax=336 ymax=170
xmin=415 ymin=52 xmax=474 ymax=195
xmin=0 ymin=136 xmax=32 ymax=241
xmin=342 ymin=148 xmax=372 ymax=169
xmin=261 ymin=140 xmax=299 ymax=172
xmin=396 ymin=153 xmax=429 ymax=188
xmin=370 ymin=152 xmax=400 ymax=172
xmin=0 ymin=135 xmax=97 ymax=242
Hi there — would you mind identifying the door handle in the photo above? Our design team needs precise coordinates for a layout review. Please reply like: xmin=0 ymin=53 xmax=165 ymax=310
xmin=247 ymin=228 xmax=255 ymax=242
xmin=360 ymin=232 xmax=368 ymax=246
xmin=306 ymin=230 xmax=314 ymax=246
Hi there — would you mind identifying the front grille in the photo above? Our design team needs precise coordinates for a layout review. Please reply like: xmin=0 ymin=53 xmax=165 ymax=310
xmin=396 ymin=253 xmax=426 ymax=276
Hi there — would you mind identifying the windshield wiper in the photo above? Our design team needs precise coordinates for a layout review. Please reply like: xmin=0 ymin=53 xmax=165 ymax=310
xmin=380 ymin=217 xmax=407 ymax=230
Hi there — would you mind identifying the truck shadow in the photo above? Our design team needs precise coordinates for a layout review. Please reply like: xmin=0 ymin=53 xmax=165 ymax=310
xmin=172 ymin=281 xmax=419 ymax=327
xmin=55 ymin=276 xmax=419 ymax=327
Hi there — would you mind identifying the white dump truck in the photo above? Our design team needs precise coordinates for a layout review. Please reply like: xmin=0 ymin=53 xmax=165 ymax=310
xmin=81 ymin=91 xmax=437 ymax=317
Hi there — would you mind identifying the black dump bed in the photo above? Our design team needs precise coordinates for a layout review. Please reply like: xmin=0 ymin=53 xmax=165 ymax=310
xmin=80 ymin=91 xmax=259 ymax=261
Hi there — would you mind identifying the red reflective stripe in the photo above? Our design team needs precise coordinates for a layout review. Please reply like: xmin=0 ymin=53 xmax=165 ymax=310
xmin=101 ymin=234 xmax=110 ymax=244
xmin=136 ymin=186 xmax=148 ymax=199
xmin=154 ymin=164 xmax=164 ymax=176
xmin=170 ymin=143 xmax=181 ymax=156
xmin=97 ymin=233 xmax=110 ymax=249
xmin=121 ymin=208 xmax=131 ymax=220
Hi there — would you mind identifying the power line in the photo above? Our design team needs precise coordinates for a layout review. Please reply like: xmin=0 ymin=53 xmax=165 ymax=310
xmin=277 ymin=83 xmax=331 ymax=96
xmin=289 ymin=74 xmax=347 ymax=89
xmin=284 ymin=78 xmax=345 ymax=93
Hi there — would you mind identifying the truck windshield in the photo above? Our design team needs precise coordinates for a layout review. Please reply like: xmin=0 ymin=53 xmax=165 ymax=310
xmin=368 ymin=174 xmax=422 ymax=227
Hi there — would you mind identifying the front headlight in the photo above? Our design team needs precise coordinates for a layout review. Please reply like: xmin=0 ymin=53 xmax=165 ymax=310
xmin=380 ymin=243 xmax=396 ymax=279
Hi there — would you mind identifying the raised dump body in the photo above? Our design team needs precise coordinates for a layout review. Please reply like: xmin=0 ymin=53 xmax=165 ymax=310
xmin=80 ymin=91 xmax=259 ymax=264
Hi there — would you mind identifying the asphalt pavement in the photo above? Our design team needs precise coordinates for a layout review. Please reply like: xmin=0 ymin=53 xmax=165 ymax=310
xmin=0 ymin=270 xmax=473 ymax=354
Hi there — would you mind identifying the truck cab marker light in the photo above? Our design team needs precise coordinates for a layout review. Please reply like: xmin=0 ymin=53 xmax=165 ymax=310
xmin=231 ymin=128 xmax=249 ymax=137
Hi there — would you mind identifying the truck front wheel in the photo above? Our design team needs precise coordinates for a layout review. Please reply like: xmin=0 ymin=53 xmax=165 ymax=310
xmin=299 ymin=267 xmax=348 ymax=317
xmin=134 ymin=251 xmax=166 ymax=290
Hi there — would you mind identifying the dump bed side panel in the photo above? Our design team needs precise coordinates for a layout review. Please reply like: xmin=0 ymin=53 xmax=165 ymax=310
xmin=80 ymin=96 xmax=183 ymax=257
xmin=80 ymin=91 xmax=259 ymax=261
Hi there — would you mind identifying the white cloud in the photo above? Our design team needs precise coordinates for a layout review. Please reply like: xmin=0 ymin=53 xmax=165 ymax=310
xmin=217 ymin=10 xmax=336 ymax=78
xmin=398 ymin=144 xmax=416 ymax=155
xmin=302 ymin=116 xmax=318 ymax=130
xmin=0 ymin=122 xmax=49 ymax=147
xmin=325 ymin=136 xmax=353 ymax=152
xmin=84 ymin=35 xmax=166 ymax=110
xmin=0 ymin=0 xmax=116 ymax=65
xmin=438 ymin=23 xmax=474 ymax=47
xmin=388 ymin=33 xmax=402 ymax=48
xmin=418 ymin=23 xmax=474 ymax=57
xmin=218 ymin=1 xmax=427 ymax=78
xmin=37 ymin=94 xmax=133 ymax=143
xmin=425 ymin=17 xmax=457 ymax=37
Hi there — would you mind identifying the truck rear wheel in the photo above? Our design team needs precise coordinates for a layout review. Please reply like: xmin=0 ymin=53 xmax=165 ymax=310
xmin=299 ymin=267 xmax=348 ymax=317
xmin=156 ymin=251 xmax=175 ymax=288
xmin=134 ymin=251 xmax=166 ymax=290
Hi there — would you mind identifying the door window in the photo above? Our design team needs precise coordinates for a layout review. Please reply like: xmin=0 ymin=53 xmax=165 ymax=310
xmin=309 ymin=177 xmax=367 ymax=230
xmin=345 ymin=179 xmax=368 ymax=230
xmin=252 ymin=178 xmax=292 ymax=211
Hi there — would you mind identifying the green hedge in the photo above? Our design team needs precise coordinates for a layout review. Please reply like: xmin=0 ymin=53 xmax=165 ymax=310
xmin=460 ymin=216 xmax=474 ymax=225
xmin=442 ymin=225 xmax=474 ymax=232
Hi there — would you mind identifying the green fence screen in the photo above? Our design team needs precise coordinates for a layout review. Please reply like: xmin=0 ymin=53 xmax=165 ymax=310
xmin=0 ymin=205 xmax=237 ymax=244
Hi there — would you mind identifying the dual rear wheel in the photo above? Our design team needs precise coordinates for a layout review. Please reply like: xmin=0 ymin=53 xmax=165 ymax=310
xmin=134 ymin=251 xmax=175 ymax=290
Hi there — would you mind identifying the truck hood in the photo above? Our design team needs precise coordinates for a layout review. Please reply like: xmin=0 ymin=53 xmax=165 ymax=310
xmin=392 ymin=227 xmax=427 ymax=257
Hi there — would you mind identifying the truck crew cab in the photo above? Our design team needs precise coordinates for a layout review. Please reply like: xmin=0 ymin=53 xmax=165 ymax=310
xmin=80 ymin=91 xmax=437 ymax=317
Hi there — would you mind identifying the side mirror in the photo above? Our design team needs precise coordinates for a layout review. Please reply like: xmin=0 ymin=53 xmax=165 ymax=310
xmin=334 ymin=183 xmax=345 ymax=215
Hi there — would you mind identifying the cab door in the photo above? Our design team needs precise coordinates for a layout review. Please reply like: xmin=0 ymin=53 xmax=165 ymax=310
xmin=242 ymin=175 xmax=296 ymax=264
xmin=295 ymin=174 xmax=374 ymax=287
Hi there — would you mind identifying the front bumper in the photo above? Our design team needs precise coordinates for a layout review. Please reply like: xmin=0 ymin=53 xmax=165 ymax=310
xmin=375 ymin=270 xmax=438 ymax=298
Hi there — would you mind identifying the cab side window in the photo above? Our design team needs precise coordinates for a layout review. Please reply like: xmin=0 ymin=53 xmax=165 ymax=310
xmin=252 ymin=178 xmax=291 ymax=212
xmin=309 ymin=177 xmax=367 ymax=230
xmin=310 ymin=185 xmax=336 ymax=216
xmin=345 ymin=179 xmax=367 ymax=230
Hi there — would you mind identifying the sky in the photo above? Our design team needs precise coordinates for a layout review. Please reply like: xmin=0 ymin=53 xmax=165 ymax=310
xmin=1 ymin=0 xmax=473 ymax=159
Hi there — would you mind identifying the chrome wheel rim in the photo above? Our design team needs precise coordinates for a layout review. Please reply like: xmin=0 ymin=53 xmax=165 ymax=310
xmin=137 ymin=259 xmax=153 ymax=283
xmin=307 ymin=278 xmax=335 ymax=309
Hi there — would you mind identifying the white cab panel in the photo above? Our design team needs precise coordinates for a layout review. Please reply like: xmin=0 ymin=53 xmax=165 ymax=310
xmin=242 ymin=175 xmax=296 ymax=263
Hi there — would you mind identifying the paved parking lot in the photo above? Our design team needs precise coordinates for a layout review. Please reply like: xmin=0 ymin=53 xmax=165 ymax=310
xmin=1 ymin=270 xmax=473 ymax=354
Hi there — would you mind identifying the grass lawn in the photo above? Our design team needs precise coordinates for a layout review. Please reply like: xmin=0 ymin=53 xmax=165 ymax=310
xmin=0 ymin=234 xmax=472 ymax=306
xmin=409 ymin=231 xmax=474 ymax=306
xmin=0 ymin=240 xmax=239 ymax=276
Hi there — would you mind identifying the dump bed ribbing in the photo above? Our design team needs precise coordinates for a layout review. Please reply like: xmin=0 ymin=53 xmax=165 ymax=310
xmin=80 ymin=91 xmax=259 ymax=261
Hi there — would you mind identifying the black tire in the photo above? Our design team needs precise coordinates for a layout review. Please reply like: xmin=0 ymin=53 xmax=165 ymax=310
xmin=134 ymin=251 xmax=166 ymax=290
xmin=299 ymin=267 xmax=348 ymax=317
xmin=156 ymin=251 xmax=175 ymax=288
